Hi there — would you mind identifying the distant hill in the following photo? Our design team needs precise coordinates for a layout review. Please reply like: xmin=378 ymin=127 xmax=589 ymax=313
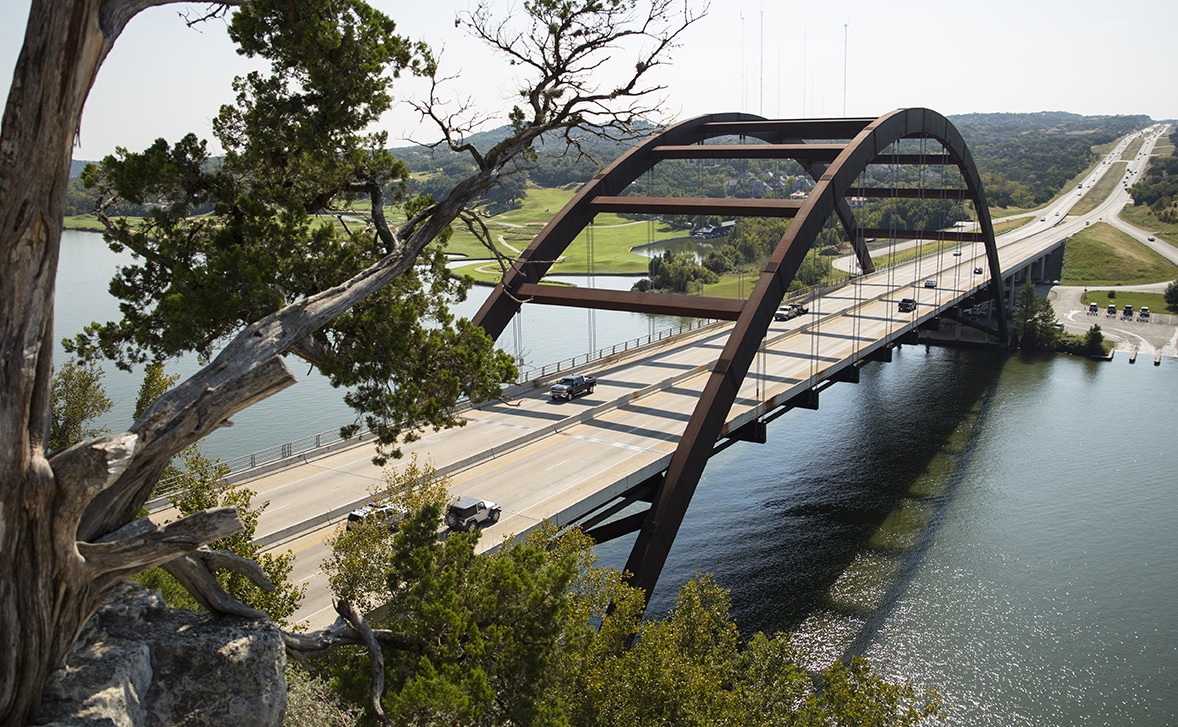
xmin=950 ymin=112 xmax=1153 ymax=207
xmin=66 ymin=112 xmax=1155 ymax=215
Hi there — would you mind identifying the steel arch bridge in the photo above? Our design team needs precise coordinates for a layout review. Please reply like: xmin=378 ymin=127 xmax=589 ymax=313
xmin=472 ymin=108 xmax=1008 ymax=600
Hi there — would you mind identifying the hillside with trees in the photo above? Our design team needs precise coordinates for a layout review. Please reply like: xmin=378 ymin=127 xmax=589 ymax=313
xmin=951 ymin=111 xmax=1152 ymax=208
xmin=68 ymin=111 xmax=1154 ymax=220
xmin=1129 ymin=125 xmax=1178 ymax=222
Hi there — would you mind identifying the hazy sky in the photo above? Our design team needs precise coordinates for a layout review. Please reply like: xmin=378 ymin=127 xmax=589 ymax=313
xmin=3 ymin=0 xmax=1175 ymax=161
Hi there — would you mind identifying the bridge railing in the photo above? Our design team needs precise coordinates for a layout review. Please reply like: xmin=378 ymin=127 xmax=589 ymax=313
xmin=150 ymin=251 xmax=990 ymax=501
xmin=149 ymin=314 xmax=740 ymax=501
xmin=515 ymin=317 xmax=721 ymax=381
xmin=150 ymin=426 xmax=373 ymax=500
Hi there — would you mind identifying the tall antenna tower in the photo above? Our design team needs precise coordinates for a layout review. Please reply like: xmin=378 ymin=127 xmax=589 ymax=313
xmin=759 ymin=4 xmax=765 ymax=116
xmin=842 ymin=22 xmax=849 ymax=116
xmin=740 ymin=12 xmax=746 ymax=112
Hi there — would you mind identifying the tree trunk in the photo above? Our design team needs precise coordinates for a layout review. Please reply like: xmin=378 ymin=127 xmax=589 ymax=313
xmin=0 ymin=4 xmax=430 ymax=721
xmin=0 ymin=1 xmax=197 ymax=723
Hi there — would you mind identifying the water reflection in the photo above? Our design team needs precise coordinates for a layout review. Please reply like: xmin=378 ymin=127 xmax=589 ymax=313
xmin=629 ymin=236 xmax=716 ymax=260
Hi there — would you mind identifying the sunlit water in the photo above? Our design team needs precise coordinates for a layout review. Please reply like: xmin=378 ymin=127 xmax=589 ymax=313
xmin=597 ymin=348 xmax=1178 ymax=725
xmin=57 ymin=230 xmax=1178 ymax=724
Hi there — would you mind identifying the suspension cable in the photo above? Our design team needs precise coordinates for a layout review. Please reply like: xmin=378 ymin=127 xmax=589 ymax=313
xmin=587 ymin=218 xmax=596 ymax=356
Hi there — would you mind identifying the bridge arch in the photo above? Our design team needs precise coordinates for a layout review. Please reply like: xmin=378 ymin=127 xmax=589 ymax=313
xmin=472 ymin=109 xmax=1006 ymax=601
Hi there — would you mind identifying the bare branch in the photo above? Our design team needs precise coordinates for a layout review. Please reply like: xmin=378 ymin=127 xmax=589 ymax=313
xmin=47 ymin=433 xmax=139 ymax=530
xmin=160 ymin=551 xmax=269 ymax=619
xmin=79 ymin=507 xmax=243 ymax=579
xmin=198 ymin=549 xmax=276 ymax=591
xmin=282 ymin=605 xmax=422 ymax=659
xmin=338 ymin=600 xmax=393 ymax=725
xmin=178 ymin=2 xmax=240 ymax=28
xmin=405 ymin=72 xmax=492 ymax=169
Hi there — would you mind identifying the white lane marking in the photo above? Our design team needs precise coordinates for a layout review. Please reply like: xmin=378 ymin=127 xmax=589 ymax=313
xmin=560 ymin=431 xmax=670 ymax=454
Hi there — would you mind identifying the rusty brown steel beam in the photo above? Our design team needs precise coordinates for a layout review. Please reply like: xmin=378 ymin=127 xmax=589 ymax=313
xmin=856 ymin=228 xmax=985 ymax=243
xmin=472 ymin=113 xmax=763 ymax=340
xmin=514 ymin=283 xmax=744 ymax=320
xmin=701 ymin=118 xmax=874 ymax=139
xmin=652 ymin=143 xmax=844 ymax=161
xmin=587 ymin=196 xmax=803 ymax=218
xmin=623 ymin=108 xmax=1008 ymax=605
xmin=869 ymin=153 xmax=954 ymax=165
xmin=653 ymin=145 xmax=952 ymax=166
xmin=584 ymin=510 xmax=650 ymax=545
xmin=850 ymin=187 xmax=972 ymax=200
xmin=471 ymin=111 xmax=1006 ymax=610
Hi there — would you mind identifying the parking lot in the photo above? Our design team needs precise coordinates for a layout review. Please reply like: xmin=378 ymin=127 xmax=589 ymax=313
xmin=1050 ymin=284 xmax=1178 ymax=357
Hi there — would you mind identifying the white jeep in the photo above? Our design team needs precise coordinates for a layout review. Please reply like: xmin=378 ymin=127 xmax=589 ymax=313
xmin=446 ymin=496 xmax=501 ymax=532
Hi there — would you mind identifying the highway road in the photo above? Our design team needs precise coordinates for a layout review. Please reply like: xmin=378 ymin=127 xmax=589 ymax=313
xmin=246 ymin=126 xmax=1169 ymax=630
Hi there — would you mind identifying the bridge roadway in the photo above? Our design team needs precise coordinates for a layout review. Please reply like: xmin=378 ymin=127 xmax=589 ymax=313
xmin=159 ymin=123 xmax=1166 ymax=628
xmin=201 ymin=216 xmax=1068 ymax=628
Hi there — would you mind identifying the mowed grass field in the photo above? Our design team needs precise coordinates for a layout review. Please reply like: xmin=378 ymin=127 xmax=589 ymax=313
xmin=446 ymin=185 xmax=683 ymax=282
xmin=992 ymin=216 xmax=1035 ymax=235
xmin=1061 ymin=222 xmax=1176 ymax=286
xmin=1081 ymin=289 xmax=1173 ymax=315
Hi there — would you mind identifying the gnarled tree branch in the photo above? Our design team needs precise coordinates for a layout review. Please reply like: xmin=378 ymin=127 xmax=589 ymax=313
xmin=80 ymin=507 xmax=243 ymax=582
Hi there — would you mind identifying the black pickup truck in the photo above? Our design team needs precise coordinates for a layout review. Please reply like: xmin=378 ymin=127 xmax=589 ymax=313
xmin=549 ymin=374 xmax=596 ymax=401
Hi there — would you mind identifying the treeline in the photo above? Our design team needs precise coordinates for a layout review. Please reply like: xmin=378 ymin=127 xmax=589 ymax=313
xmin=952 ymin=111 xmax=1152 ymax=208
xmin=633 ymin=218 xmax=834 ymax=295
xmin=66 ymin=112 xmax=1155 ymax=218
xmin=1129 ymin=126 xmax=1178 ymax=223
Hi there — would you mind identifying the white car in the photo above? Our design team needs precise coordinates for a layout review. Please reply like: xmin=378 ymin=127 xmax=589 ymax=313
xmin=346 ymin=503 xmax=408 ymax=531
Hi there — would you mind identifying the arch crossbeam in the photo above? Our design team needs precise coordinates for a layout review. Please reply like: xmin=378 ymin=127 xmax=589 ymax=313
xmin=471 ymin=109 xmax=1007 ymax=602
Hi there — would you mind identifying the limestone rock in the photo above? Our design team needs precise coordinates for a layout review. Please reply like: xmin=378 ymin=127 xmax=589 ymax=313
xmin=34 ymin=584 xmax=287 ymax=727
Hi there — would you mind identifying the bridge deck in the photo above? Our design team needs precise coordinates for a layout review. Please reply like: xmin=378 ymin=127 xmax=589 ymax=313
xmin=211 ymin=225 xmax=1056 ymax=551
xmin=209 ymin=223 xmax=1060 ymax=627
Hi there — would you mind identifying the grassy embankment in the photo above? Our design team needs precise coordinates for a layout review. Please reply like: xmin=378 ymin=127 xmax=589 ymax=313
xmin=1091 ymin=131 xmax=1178 ymax=313
xmin=992 ymin=216 xmax=1034 ymax=235
xmin=446 ymin=185 xmax=672 ymax=284
xmin=1062 ymin=221 xmax=1177 ymax=312
xmin=1118 ymin=134 xmax=1178 ymax=247
xmin=1070 ymin=162 xmax=1127 ymax=217
xmin=63 ymin=214 xmax=106 ymax=231
xmin=1121 ymin=135 xmax=1146 ymax=160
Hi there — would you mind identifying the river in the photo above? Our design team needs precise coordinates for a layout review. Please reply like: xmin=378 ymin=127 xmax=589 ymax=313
xmin=55 ymin=230 xmax=1178 ymax=725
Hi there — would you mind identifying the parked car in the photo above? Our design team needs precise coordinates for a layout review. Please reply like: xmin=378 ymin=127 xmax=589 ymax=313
xmin=1088 ymin=302 xmax=1099 ymax=314
xmin=446 ymin=496 xmax=501 ymax=532
xmin=346 ymin=503 xmax=408 ymax=531
xmin=1107 ymin=303 xmax=1117 ymax=316
xmin=898 ymin=297 xmax=917 ymax=312
xmin=1139 ymin=306 xmax=1151 ymax=321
